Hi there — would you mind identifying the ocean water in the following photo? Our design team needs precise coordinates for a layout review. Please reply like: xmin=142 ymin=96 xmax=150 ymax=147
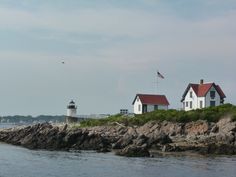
xmin=0 ymin=123 xmax=18 ymax=129
xmin=0 ymin=143 xmax=236 ymax=177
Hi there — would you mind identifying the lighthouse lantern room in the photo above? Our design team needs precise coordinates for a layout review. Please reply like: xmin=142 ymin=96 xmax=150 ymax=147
xmin=67 ymin=100 xmax=77 ymax=117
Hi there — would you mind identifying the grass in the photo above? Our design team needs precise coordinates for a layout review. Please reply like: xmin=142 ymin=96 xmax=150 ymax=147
xmin=79 ymin=104 xmax=236 ymax=127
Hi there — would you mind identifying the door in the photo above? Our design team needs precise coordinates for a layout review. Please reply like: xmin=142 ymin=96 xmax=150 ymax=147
xmin=142 ymin=104 xmax=147 ymax=113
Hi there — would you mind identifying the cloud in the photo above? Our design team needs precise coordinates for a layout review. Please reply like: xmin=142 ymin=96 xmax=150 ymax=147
xmin=0 ymin=1 xmax=236 ymax=115
xmin=1 ymin=2 xmax=235 ymax=58
xmin=0 ymin=6 xmax=158 ymax=37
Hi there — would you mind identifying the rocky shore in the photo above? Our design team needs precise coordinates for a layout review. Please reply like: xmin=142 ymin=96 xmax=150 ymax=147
xmin=0 ymin=117 xmax=236 ymax=157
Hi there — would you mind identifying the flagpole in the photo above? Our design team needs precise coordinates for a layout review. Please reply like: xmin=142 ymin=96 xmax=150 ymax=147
xmin=156 ymin=70 xmax=158 ymax=94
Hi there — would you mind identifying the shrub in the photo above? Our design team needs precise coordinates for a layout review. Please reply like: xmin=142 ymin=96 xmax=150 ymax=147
xmin=79 ymin=104 xmax=236 ymax=127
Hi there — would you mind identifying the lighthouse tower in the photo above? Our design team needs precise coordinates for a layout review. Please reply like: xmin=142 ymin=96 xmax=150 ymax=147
xmin=67 ymin=100 xmax=77 ymax=117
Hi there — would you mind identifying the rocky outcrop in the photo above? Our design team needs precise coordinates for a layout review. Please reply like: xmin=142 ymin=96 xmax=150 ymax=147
xmin=0 ymin=118 xmax=236 ymax=157
xmin=115 ymin=145 xmax=150 ymax=157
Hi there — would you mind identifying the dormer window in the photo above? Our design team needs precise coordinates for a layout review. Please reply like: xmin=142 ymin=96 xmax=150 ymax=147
xmin=210 ymin=91 xmax=215 ymax=98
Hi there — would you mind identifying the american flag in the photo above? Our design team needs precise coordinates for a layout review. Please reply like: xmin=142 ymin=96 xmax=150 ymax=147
xmin=157 ymin=71 xmax=164 ymax=79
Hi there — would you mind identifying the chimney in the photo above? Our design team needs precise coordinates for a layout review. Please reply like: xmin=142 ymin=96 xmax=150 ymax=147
xmin=200 ymin=79 xmax=204 ymax=84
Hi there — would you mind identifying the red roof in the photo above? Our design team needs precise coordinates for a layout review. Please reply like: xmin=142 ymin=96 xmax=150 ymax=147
xmin=182 ymin=82 xmax=226 ymax=101
xmin=133 ymin=94 xmax=169 ymax=105
xmin=191 ymin=83 xmax=213 ymax=97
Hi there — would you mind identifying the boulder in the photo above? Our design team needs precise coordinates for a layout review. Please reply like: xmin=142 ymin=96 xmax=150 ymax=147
xmin=64 ymin=129 xmax=83 ymax=146
xmin=215 ymin=133 xmax=235 ymax=144
xmin=161 ymin=144 xmax=182 ymax=152
xmin=133 ymin=134 xmax=149 ymax=146
xmin=136 ymin=121 xmax=160 ymax=135
xmin=160 ymin=121 xmax=184 ymax=136
xmin=217 ymin=118 xmax=236 ymax=134
xmin=116 ymin=145 xmax=150 ymax=157
xmin=147 ymin=132 xmax=172 ymax=147
xmin=112 ymin=134 xmax=133 ymax=149
xmin=205 ymin=143 xmax=236 ymax=155
xmin=185 ymin=120 xmax=209 ymax=136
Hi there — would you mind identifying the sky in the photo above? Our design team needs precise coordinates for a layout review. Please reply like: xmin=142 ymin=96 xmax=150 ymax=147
xmin=0 ymin=0 xmax=235 ymax=116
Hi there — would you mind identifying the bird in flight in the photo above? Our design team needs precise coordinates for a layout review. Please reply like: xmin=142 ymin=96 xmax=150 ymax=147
xmin=62 ymin=61 xmax=65 ymax=64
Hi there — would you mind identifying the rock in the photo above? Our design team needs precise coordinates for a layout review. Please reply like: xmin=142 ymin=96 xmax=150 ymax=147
xmin=210 ymin=124 xmax=219 ymax=133
xmin=1 ymin=118 xmax=236 ymax=156
xmin=185 ymin=120 xmax=209 ymax=136
xmin=116 ymin=145 xmax=150 ymax=157
xmin=112 ymin=134 xmax=134 ymax=149
xmin=160 ymin=121 xmax=184 ymax=136
xmin=110 ymin=127 xmax=139 ymax=149
xmin=204 ymin=143 xmax=236 ymax=155
xmin=64 ymin=129 xmax=83 ymax=146
xmin=161 ymin=143 xmax=200 ymax=152
xmin=217 ymin=118 xmax=236 ymax=133
xmin=127 ymin=127 xmax=138 ymax=137
xmin=215 ymin=133 xmax=235 ymax=144
xmin=62 ymin=124 xmax=68 ymax=131
xmin=162 ymin=144 xmax=173 ymax=152
xmin=134 ymin=134 xmax=148 ymax=146
xmin=77 ymin=132 xmax=112 ymax=151
xmin=136 ymin=121 xmax=160 ymax=135
xmin=147 ymin=132 xmax=172 ymax=148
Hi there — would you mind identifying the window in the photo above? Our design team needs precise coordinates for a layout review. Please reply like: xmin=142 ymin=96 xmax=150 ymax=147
xmin=210 ymin=91 xmax=215 ymax=98
xmin=190 ymin=91 xmax=193 ymax=98
xmin=200 ymin=101 xmax=203 ymax=108
xmin=210 ymin=101 xmax=215 ymax=107
xmin=120 ymin=109 xmax=128 ymax=114
xmin=190 ymin=101 xmax=192 ymax=109
xmin=154 ymin=105 xmax=158 ymax=110
xmin=137 ymin=97 xmax=140 ymax=102
xmin=186 ymin=101 xmax=188 ymax=107
xmin=138 ymin=104 xmax=141 ymax=112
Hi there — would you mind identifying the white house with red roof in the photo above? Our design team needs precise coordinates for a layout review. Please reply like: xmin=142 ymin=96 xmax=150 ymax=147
xmin=181 ymin=79 xmax=226 ymax=111
xmin=132 ymin=94 xmax=170 ymax=114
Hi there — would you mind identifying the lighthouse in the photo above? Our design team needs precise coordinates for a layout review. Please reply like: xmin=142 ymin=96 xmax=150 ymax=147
xmin=67 ymin=100 xmax=77 ymax=117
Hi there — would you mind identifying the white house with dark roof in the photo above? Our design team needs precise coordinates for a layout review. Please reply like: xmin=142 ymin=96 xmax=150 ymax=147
xmin=181 ymin=79 xmax=226 ymax=111
xmin=132 ymin=94 xmax=170 ymax=114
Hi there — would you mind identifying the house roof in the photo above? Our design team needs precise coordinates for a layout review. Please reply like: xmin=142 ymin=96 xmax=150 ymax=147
xmin=181 ymin=82 xmax=226 ymax=102
xmin=132 ymin=94 xmax=169 ymax=105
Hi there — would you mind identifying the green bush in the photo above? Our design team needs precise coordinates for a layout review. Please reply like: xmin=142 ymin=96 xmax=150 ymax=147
xmin=79 ymin=104 xmax=236 ymax=127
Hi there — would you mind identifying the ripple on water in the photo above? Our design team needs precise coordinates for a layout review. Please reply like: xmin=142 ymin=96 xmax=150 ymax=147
xmin=0 ymin=143 xmax=236 ymax=177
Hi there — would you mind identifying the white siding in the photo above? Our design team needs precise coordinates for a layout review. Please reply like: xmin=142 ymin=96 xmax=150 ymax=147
xmin=147 ymin=105 xmax=168 ymax=112
xmin=67 ymin=108 xmax=77 ymax=117
xmin=133 ymin=96 xmax=168 ymax=114
xmin=205 ymin=86 xmax=221 ymax=107
xmin=147 ymin=105 xmax=153 ymax=112
xmin=183 ymin=85 xmax=222 ymax=111
xmin=158 ymin=105 xmax=168 ymax=110
xmin=198 ymin=97 xmax=205 ymax=109
xmin=183 ymin=87 xmax=199 ymax=111
xmin=133 ymin=96 xmax=142 ymax=114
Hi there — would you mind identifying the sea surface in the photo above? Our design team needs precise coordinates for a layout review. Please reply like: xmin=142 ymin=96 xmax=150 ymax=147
xmin=0 ymin=124 xmax=236 ymax=177
xmin=0 ymin=123 xmax=19 ymax=129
